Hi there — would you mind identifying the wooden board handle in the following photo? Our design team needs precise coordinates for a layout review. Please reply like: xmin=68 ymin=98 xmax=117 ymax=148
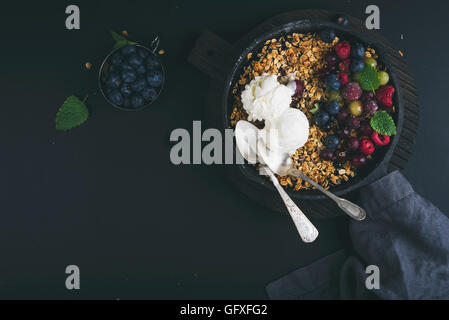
xmin=188 ymin=30 xmax=235 ymax=83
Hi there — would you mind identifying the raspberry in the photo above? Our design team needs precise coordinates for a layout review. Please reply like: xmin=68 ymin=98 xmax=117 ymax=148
xmin=338 ymin=59 xmax=351 ymax=73
xmin=335 ymin=41 xmax=351 ymax=60
xmin=360 ymin=138 xmax=375 ymax=155
xmin=337 ymin=73 xmax=349 ymax=86
xmin=376 ymin=85 xmax=395 ymax=107
xmin=372 ymin=132 xmax=391 ymax=146
xmin=342 ymin=82 xmax=362 ymax=101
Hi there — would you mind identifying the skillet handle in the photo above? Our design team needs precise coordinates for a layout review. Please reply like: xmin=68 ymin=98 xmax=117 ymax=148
xmin=188 ymin=30 xmax=236 ymax=83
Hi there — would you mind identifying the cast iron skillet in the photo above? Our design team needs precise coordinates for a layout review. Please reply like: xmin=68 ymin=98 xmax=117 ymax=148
xmin=221 ymin=20 xmax=403 ymax=201
xmin=188 ymin=10 xmax=417 ymax=217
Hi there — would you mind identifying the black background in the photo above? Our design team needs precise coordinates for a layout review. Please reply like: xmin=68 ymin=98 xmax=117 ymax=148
xmin=0 ymin=0 xmax=448 ymax=299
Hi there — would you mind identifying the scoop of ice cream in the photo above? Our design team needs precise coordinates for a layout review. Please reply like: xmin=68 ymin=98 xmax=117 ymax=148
xmin=260 ymin=108 xmax=310 ymax=156
xmin=241 ymin=74 xmax=294 ymax=122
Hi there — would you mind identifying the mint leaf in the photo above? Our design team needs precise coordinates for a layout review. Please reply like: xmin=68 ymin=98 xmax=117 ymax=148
xmin=370 ymin=111 xmax=396 ymax=136
xmin=110 ymin=30 xmax=138 ymax=49
xmin=360 ymin=64 xmax=380 ymax=92
xmin=56 ymin=95 xmax=89 ymax=131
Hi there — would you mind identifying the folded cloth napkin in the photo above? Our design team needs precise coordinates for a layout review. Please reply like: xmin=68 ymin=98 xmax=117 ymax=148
xmin=266 ymin=171 xmax=449 ymax=300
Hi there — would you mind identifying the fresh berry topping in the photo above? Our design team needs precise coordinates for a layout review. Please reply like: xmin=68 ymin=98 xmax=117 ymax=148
xmin=379 ymin=71 xmax=390 ymax=86
xmin=347 ymin=137 xmax=360 ymax=151
xmin=353 ymin=154 xmax=367 ymax=168
xmin=351 ymin=59 xmax=365 ymax=73
xmin=371 ymin=131 xmax=391 ymax=146
xmin=337 ymin=109 xmax=349 ymax=121
xmin=337 ymin=73 xmax=349 ymax=86
xmin=361 ymin=91 xmax=375 ymax=102
xmin=364 ymin=100 xmax=379 ymax=116
xmin=351 ymin=43 xmax=366 ymax=58
xmin=342 ymin=82 xmax=362 ymax=101
xmin=349 ymin=100 xmax=363 ymax=116
xmin=320 ymin=149 xmax=335 ymax=161
xmin=315 ymin=111 xmax=331 ymax=127
xmin=339 ymin=127 xmax=352 ymax=139
xmin=320 ymin=28 xmax=336 ymax=43
xmin=359 ymin=121 xmax=373 ymax=137
xmin=325 ymin=74 xmax=341 ymax=91
xmin=360 ymin=138 xmax=375 ymax=155
xmin=325 ymin=135 xmax=340 ymax=149
xmin=364 ymin=57 xmax=377 ymax=68
xmin=328 ymin=90 xmax=343 ymax=102
xmin=376 ymin=85 xmax=395 ymax=107
xmin=294 ymin=80 xmax=305 ymax=96
xmin=326 ymin=101 xmax=341 ymax=115
xmin=338 ymin=59 xmax=351 ymax=73
xmin=326 ymin=54 xmax=338 ymax=65
xmin=347 ymin=116 xmax=361 ymax=129
xmin=335 ymin=41 xmax=351 ymax=60
xmin=335 ymin=149 xmax=348 ymax=163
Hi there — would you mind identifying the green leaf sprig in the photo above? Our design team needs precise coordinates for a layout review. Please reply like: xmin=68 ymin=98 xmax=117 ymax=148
xmin=370 ymin=110 xmax=397 ymax=136
xmin=111 ymin=31 xmax=137 ymax=49
xmin=56 ymin=95 xmax=89 ymax=131
xmin=360 ymin=64 xmax=380 ymax=93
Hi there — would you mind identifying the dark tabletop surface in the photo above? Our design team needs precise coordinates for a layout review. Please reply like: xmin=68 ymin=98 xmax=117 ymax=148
xmin=0 ymin=0 xmax=448 ymax=299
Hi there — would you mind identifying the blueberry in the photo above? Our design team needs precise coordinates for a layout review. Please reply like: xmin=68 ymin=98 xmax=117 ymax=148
xmin=135 ymin=64 xmax=147 ymax=75
xmin=351 ymin=59 xmax=365 ymax=73
xmin=325 ymin=74 xmax=341 ymax=91
xmin=131 ymin=95 xmax=145 ymax=108
xmin=315 ymin=111 xmax=330 ymax=127
xmin=109 ymin=52 xmax=123 ymax=65
xmin=120 ymin=84 xmax=132 ymax=97
xmin=142 ymin=87 xmax=158 ymax=102
xmin=138 ymin=48 xmax=150 ymax=59
xmin=146 ymin=70 xmax=164 ymax=87
xmin=122 ymin=70 xmax=137 ymax=83
xmin=351 ymin=43 xmax=365 ymax=58
xmin=321 ymin=122 xmax=333 ymax=132
xmin=108 ymin=91 xmax=124 ymax=106
xmin=320 ymin=28 xmax=336 ymax=43
xmin=337 ymin=15 xmax=349 ymax=26
xmin=121 ymin=45 xmax=137 ymax=56
xmin=325 ymin=135 xmax=340 ymax=149
xmin=326 ymin=101 xmax=340 ymax=115
xmin=145 ymin=55 xmax=160 ymax=70
xmin=129 ymin=54 xmax=144 ymax=68
xmin=105 ymin=73 xmax=121 ymax=89
xmin=131 ymin=78 xmax=147 ymax=92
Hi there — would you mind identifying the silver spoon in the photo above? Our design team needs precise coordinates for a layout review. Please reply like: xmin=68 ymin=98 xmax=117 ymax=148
xmin=235 ymin=121 xmax=319 ymax=243
xmin=260 ymin=147 xmax=366 ymax=221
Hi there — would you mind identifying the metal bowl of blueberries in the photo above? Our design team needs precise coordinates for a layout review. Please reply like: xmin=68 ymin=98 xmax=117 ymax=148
xmin=99 ymin=37 xmax=165 ymax=111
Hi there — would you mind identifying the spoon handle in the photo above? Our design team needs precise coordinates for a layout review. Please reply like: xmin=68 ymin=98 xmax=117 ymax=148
xmin=263 ymin=167 xmax=319 ymax=243
xmin=289 ymin=169 xmax=366 ymax=221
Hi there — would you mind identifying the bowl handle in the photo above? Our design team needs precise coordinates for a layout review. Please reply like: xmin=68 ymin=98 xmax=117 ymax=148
xmin=188 ymin=30 xmax=236 ymax=83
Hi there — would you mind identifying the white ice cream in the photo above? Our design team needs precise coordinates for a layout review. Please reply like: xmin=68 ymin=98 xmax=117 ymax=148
xmin=260 ymin=108 xmax=310 ymax=156
xmin=241 ymin=74 xmax=294 ymax=122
